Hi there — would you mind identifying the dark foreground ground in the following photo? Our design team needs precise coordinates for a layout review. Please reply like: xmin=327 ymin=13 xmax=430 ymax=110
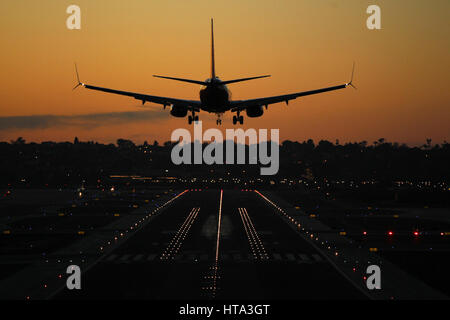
xmin=56 ymin=189 xmax=365 ymax=300
xmin=1 ymin=186 xmax=449 ymax=300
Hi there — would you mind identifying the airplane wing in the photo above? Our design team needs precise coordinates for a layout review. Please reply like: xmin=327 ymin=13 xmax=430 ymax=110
xmin=230 ymin=83 xmax=349 ymax=112
xmin=81 ymin=84 xmax=201 ymax=111
xmin=73 ymin=66 xmax=201 ymax=112
xmin=230 ymin=63 xmax=356 ymax=112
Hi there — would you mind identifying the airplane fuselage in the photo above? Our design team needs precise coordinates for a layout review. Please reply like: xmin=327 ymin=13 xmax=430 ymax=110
xmin=199 ymin=78 xmax=231 ymax=113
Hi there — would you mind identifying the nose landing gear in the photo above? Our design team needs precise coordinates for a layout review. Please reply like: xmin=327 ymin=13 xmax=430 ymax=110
xmin=216 ymin=113 xmax=223 ymax=125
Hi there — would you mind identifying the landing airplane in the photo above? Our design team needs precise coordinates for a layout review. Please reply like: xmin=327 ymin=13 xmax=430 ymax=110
xmin=73 ymin=19 xmax=355 ymax=125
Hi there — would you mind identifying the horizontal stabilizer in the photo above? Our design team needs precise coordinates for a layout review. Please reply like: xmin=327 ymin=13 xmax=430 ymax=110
xmin=220 ymin=75 xmax=271 ymax=85
xmin=153 ymin=75 xmax=207 ymax=86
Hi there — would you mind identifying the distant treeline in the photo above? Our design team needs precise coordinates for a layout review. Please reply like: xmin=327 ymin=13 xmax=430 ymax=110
xmin=0 ymin=137 xmax=449 ymax=187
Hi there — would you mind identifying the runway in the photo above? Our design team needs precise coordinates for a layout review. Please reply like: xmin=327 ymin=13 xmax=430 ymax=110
xmin=55 ymin=189 xmax=366 ymax=300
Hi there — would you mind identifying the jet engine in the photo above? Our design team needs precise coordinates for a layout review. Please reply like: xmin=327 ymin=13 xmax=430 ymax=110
xmin=245 ymin=106 xmax=264 ymax=118
xmin=170 ymin=105 xmax=188 ymax=117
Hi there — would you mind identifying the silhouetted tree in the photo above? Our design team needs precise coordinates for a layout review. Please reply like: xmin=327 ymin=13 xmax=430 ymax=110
xmin=11 ymin=137 xmax=25 ymax=145
xmin=117 ymin=139 xmax=135 ymax=149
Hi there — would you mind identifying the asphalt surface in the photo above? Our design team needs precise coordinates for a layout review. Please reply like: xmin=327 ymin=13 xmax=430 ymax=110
xmin=56 ymin=189 xmax=365 ymax=300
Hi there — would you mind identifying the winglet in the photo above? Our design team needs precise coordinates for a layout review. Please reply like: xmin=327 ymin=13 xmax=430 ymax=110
xmin=346 ymin=62 xmax=357 ymax=90
xmin=72 ymin=63 xmax=84 ymax=90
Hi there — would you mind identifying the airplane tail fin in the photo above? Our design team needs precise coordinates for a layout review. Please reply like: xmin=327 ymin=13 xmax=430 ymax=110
xmin=154 ymin=20 xmax=270 ymax=86
xmin=153 ymin=19 xmax=217 ymax=85
xmin=211 ymin=18 xmax=216 ymax=78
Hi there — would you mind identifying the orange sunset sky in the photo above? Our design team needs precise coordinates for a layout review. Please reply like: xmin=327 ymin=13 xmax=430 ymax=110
xmin=0 ymin=0 xmax=449 ymax=145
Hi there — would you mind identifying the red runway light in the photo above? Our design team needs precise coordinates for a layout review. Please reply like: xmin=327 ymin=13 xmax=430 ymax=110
xmin=413 ymin=231 xmax=419 ymax=236
xmin=388 ymin=231 xmax=394 ymax=236
xmin=363 ymin=231 xmax=367 ymax=235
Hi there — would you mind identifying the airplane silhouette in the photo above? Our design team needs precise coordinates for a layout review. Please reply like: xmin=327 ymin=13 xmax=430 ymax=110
xmin=74 ymin=19 xmax=355 ymax=125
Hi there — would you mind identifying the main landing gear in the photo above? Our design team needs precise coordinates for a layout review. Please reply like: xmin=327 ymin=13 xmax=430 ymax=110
xmin=232 ymin=113 xmax=244 ymax=125
xmin=188 ymin=112 xmax=199 ymax=124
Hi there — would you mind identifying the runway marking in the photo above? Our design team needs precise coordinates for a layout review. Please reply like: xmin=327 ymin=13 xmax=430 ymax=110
xmin=212 ymin=190 xmax=223 ymax=297
xmin=147 ymin=254 xmax=157 ymax=261
xmin=105 ymin=254 xmax=118 ymax=262
xmin=160 ymin=207 xmax=200 ymax=260
xmin=108 ymin=252 xmax=324 ymax=264
xmin=215 ymin=190 xmax=223 ymax=263
xmin=202 ymin=190 xmax=223 ymax=298
xmin=133 ymin=254 xmax=144 ymax=261
xmin=312 ymin=254 xmax=324 ymax=262
xmin=120 ymin=254 xmax=132 ymax=262
xmin=238 ymin=207 xmax=269 ymax=260
xmin=273 ymin=253 xmax=282 ymax=260
xmin=298 ymin=254 xmax=311 ymax=262
xmin=238 ymin=208 xmax=258 ymax=260
xmin=187 ymin=253 xmax=197 ymax=261
xmin=286 ymin=253 xmax=296 ymax=261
